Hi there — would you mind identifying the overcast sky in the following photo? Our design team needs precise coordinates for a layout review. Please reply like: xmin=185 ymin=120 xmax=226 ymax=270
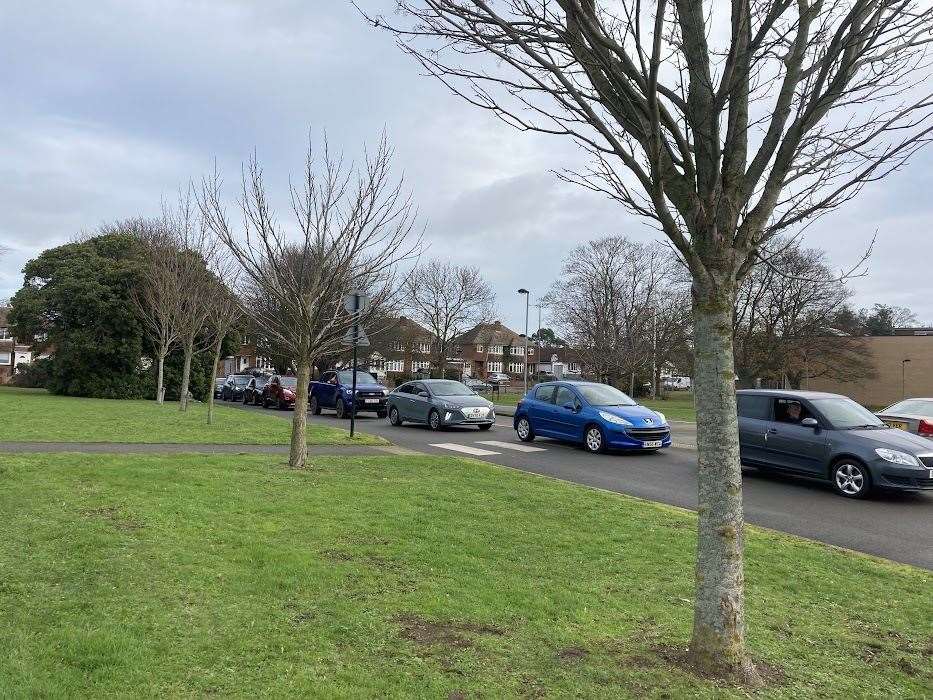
xmin=2 ymin=1 xmax=931 ymax=329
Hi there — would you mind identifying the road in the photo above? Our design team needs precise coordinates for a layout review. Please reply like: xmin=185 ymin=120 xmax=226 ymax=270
xmin=230 ymin=400 xmax=933 ymax=569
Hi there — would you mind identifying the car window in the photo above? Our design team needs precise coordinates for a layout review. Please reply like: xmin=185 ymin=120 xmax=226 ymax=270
xmin=280 ymin=377 xmax=298 ymax=388
xmin=412 ymin=383 xmax=427 ymax=396
xmin=321 ymin=372 xmax=335 ymax=384
xmin=883 ymin=399 xmax=933 ymax=416
xmin=338 ymin=370 xmax=377 ymax=385
xmin=811 ymin=398 xmax=886 ymax=429
xmin=737 ymin=395 xmax=771 ymax=420
xmin=535 ymin=385 xmax=557 ymax=403
xmin=554 ymin=386 xmax=578 ymax=407
xmin=773 ymin=398 xmax=813 ymax=424
xmin=575 ymin=384 xmax=637 ymax=407
xmin=430 ymin=380 xmax=472 ymax=396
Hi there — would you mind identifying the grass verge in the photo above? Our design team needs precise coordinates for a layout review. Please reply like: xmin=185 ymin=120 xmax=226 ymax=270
xmin=0 ymin=387 xmax=386 ymax=445
xmin=0 ymin=452 xmax=929 ymax=697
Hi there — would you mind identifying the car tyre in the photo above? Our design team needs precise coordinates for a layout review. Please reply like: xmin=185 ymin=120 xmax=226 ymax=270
xmin=336 ymin=399 xmax=347 ymax=419
xmin=262 ymin=395 xmax=270 ymax=409
xmin=831 ymin=459 xmax=872 ymax=498
xmin=478 ymin=423 xmax=492 ymax=431
xmin=428 ymin=409 xmax=442 ymax=431
xmin=243 ymin=393 xmax=249 ymax=404
xmin=516 ymin=416 xmax=535 ymax=442
xmin=389 ymin=406 xmax=403 ymax=426
xmin=583 ymin=424 xmax=607 ymax=454
xmin=310 ymin=396 xmax=321 ymax=415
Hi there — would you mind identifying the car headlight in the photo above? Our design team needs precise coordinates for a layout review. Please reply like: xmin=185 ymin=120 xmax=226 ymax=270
xmin=875 ymin=448 xmax=920 ymax=466
xmin=654 ymin=411 xmax=666 ymax=424
xmin=599 ymin=411 xmax=632 ymax=426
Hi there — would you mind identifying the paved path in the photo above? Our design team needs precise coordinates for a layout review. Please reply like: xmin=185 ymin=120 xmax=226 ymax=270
xmin=0 ymin=442 xmax=395 ymax=456
xmin=226 ymin=400 xmax=933 ymax=569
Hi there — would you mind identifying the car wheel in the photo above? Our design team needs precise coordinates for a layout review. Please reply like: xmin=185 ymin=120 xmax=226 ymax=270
xmin=478 ymin=423 xmax=492 ymax=431
xmin=428 ymin=409 xmax=441 ymax=431
xmin=832 ymin=459 xmax=872 ymax=498
xmin=336 ymin=399 xmax=347 ymax=419
xmin=243 ymin=393 xmax=249 ymax=404
xmin=389 ymin=406 xmax=403 ymax=426
xmin=516 ymin=416 xmax=535 ymax=442
xmin=262 ymin=396 xmax=270 ymax=409
xmin=584 ymin=424 xmax=607 ymax=454
xmin=310 ymin=396 xmax=321 ymax=415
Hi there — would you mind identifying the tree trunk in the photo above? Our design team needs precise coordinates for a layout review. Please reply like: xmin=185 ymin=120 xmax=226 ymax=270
xmin=156 ymin=351 xmax=166 ymax=404
xmin=178 ymin=336 xmax=194 ymax=412
xmin=206 ymin=335 xmax=223 ymax=425
xmin=688 ymin=289 xmax=760 ymax=685
xmin=288 ymin=360 xmax=311 ymax=469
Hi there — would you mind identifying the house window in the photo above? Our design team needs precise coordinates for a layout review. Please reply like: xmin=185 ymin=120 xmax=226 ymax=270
xmin=415 ymin=342 xmax=431 ymax=354
xmin=385 ymin=360 xmax=404 ymax=373
xmin=569 ymin=363 xmax=581 ymax=373
xmin=412 ymin=360 xmax=431 ymax=371
xmin=475 ymin=345 xmax=484 ymax=353
xmin=454 ymin=345 xmax=462 ymax=354
xmin=526 ymin=347 xmax=535 ymax=356
xmin=369 ymin=355 xmax=385 ymax=370
xmin=0 ymin=327 xmax=10 ymax=340
xmin=0 ymin=351 xmax=11 ymax=365
xmin=256 ymin=356 xmax=275 ymax=370
xmin=489 ymin=345 xmax=503 ymax=355
xmin=390 ymin=340 xmax=403 ymax=352
xmin=508 ymin=362 xmax=524 ymax=374
xmin=487 ymin=361 xmax=503 ymax=373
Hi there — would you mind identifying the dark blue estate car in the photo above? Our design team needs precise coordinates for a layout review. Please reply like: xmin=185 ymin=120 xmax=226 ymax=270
xmin=309 ymin=369 xmax=389 ymax=418
xmin=513 ymin=381 xmax=671 ymax=453
xmin=738 ymin=390 xmax=933 ymax=498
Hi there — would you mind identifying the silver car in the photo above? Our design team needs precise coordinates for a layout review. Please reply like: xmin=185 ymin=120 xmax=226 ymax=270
xmin=387 ymin=379 xmax=495 ymax=431
xmin=876 ymin=398 xmax=933 ymax=439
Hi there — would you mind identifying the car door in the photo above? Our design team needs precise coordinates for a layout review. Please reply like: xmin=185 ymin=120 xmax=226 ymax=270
xmin=318 ymin=372 xmax=337 ymax=408
xmin=737 ymin=394 xmax=772 ymax=464
xmin=551 ymin=385 xmax=583 ymax=440
xmin=224 ymin=375 xmax=235 ymax=400
xmin=527 ymin=384 xmax=558 ymax=436
xmin=763 ymin=398 xmax=829 ymax=475
xmin=392 ymin=383 xmax=415 ymax=420
xmin=408 ymin=382 xmax=432 ymax=423
xmin=267 ymin=376 xmax=281 ymax=403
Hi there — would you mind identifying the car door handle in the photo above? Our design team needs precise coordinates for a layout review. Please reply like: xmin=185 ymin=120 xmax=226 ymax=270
xmin=767 ymin=428 xmax=778 ymax=434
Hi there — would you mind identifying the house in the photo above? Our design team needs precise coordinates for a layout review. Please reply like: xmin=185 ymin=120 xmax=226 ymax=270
xmin=366 ymin=316 xmax=435 ymax=380
xmin=451 ymin=320 xmax=537 ymax=380
xmin=0 ymin=306 xmax=34 ymax=384
xmin=534 ymin=346 xmax=584 ymax=377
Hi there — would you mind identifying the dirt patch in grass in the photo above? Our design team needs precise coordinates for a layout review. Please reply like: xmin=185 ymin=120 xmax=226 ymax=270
xmin=555 ymin=646 xmax=588 ymax=663
xmin=394 ymin=614 xmax=505 ymax=651
xmin=650 ymin=643 xmax=787 ymax=689
xmin=80 ymin=505 xmax=144 ymax=531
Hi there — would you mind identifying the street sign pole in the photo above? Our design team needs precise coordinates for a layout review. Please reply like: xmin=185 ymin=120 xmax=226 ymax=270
xmin=350 ymin=337 xmax=358 ymax=438
xmin=342 ymin=291 xmax=370 ymax=440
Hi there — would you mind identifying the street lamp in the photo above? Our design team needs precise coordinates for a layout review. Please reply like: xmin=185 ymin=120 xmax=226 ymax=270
xmin=902 ymin=358 xmax=912 ymax=399
xmin=517 ymin=288 xmax=530 ymax=395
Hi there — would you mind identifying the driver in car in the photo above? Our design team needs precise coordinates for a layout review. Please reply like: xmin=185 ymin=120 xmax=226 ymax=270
xmin=785 ymin=401 xmax=803 ymax=423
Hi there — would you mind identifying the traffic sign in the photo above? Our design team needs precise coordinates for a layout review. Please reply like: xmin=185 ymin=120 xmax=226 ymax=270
xmin=343 ymin=291 xmax=369 ymax=315
xmin=342 ymin=326 xmax=370 ymax=347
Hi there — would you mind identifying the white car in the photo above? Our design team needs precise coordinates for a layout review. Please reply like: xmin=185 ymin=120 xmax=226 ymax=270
xmin=487 ymin=372 xmax=511 ymax=386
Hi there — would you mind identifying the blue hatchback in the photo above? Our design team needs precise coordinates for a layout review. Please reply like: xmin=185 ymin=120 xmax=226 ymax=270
xmin=513 ymin=381 xmax=672 ymax=453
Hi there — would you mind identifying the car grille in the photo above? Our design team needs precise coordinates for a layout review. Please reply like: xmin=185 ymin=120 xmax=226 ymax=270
xmin=357 ymin=391 xmax=384 ymax=398
xmin=884 ymin=475 xmax=933 ymax=488
xmin=919 ymin=456 xmax=933 ymax=468
xmin=624 ymin=428 xmax=671 ymax=441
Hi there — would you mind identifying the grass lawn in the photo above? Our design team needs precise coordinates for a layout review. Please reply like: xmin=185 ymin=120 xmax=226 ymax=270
xmin=1 ymin=452 xmax=929 ymax=697
xmin=0 ymin=387 xmax=385 ymax=446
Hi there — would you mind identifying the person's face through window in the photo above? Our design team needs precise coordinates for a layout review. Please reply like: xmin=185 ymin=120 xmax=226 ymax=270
xmin=787 ymin=402 xmax=802 ymax=422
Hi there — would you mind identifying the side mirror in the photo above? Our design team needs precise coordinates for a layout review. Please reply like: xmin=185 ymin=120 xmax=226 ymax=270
xmin=418 ymin=391 xmax=430 ymax=398
xmin=561 ymin=402 xmax=576 ymax=412
xmin=801 ymin=417 xmax=819 ymax=429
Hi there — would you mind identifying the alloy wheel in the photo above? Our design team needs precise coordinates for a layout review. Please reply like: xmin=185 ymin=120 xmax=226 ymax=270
xmin=390 ymin=407 xmax=401 ymax=425
xmin=429 ymin=410 xmax=441 ymax=430
xmin=834 ymin=462 xmax=867 ymax=497
xmin=336 ymin=399 xmax=346 ymax=419
xmin=517 ymin=418 xmax=531 ymax=440
xmin=585 ymin=426 xmax=604 ymax=453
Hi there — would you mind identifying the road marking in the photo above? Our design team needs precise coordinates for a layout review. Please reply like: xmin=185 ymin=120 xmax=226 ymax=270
xmin=476 ymin=440 xmax=547 ymax=453
xmin=429 ymin=443 xmax=501 ymax=456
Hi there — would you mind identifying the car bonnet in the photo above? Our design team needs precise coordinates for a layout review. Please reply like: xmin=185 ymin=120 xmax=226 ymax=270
xmin=847 ymin=426 xmax=933 ymax=452
xmin=596 ymin=403 xmax=666 ymax=426
xmin=434 ymin=393 xmax=492 ymax=408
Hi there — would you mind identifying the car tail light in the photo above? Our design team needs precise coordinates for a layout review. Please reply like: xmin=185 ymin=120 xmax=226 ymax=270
xmin=919 ymin=419 xmax=933 ymax=437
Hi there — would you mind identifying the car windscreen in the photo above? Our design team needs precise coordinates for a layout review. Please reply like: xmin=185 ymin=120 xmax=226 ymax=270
xmin=233 ymin=376 xmax=251 ymax=386
xmin=337 ymin=371 xmax=377 ymax=384
xmin=279 ymin=377 xmax=298 ymax=388
xmin=429 ymin=380 xmax=473 ymax=396
xmin=812 ymin=398 xmax=886 ymax=429
xmin=576 ymin=384 xmax=637 ymax=407
xmin=883 ymin=399 xmax=933 ymax=416
xmin=255 ymin=377 xmax=269 ymax=386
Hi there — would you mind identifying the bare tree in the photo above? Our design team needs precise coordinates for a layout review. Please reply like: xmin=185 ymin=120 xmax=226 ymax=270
xmin=734 ymin=241 xmax=874 ymax=388
xmin=367 ymin=1 xmax=933 ymax=682
xmin=199 ymin=134 xmax=421 ymax=469
xmin=402 ymin=260 xmax=496 ymax=377
xmin=203 ymin=279 xmax=242 ymax=425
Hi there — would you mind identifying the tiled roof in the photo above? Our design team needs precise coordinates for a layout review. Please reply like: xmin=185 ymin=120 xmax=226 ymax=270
xmin=454 ymin=321 xmax=523 ymax=345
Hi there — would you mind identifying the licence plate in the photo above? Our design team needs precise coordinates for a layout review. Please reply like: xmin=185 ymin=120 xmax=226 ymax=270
xmin=642 ymin=440 xmax=663 ymax=448
xmin=364 ymin=398 xmax=380 ymax=404
xmin=884 ymin=420 xmax=908 ymax=431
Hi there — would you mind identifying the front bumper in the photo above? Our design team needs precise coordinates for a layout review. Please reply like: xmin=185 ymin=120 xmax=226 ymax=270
xmin=352 ymin=396 xmax=387 ymax=413
xmin=872 ymin=459 xmax=933 ymax=490
xmin=441 ymin=408 xmax=495 ymax=426
xmin=605 ymin=425 xmax=672 ymax=450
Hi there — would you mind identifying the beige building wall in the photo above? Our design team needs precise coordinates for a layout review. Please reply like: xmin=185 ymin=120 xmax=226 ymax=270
xmin=808 ymin=335 xmax=933 ymax=407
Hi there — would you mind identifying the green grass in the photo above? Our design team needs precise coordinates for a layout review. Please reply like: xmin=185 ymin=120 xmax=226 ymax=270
xmin=0 ymin=387 xmax=386 ymax=446
xmin=1 ymin=452 xmax=929 ymax=698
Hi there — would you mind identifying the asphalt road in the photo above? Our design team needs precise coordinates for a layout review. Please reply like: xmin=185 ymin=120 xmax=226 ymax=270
xmin=229 ymin=400 xmax=933 ymax=569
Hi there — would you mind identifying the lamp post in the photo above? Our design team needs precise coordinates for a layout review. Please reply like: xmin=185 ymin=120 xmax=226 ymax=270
xmin=902 ymin=358 xmax=912 ymax=399
xmin=518 ymin=288 xmax=530 ymax=395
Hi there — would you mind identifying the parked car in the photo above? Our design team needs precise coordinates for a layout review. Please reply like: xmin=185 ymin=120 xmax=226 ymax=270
xmin=513 ymin=381 xmax=670 ymax=454
xmin=388 ymin=379 xmax=495 ymax=430
xmin=213 ymin=378 xmax=226 ymax=400
xmin=738 ymin=389 xmax=933 ymax=498
xmin=309 ymin=369 xmax=389 ymax=418
xmin=487 ymin=372 xmax=511 ymax=387
xmin=221 ymin=374 xmax=252 ymax=401
xmin=243 ymin=375 xmax=270 ymax=405
xmin=876 ymin=398 xmax=933 ymax=439
xmin=263 ymin=375 xmax=299 ymax=410
xmin=463 ymin=377 xmax=492 ymax=392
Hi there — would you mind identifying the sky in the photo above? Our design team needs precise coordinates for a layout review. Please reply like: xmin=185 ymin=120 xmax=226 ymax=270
xmin=1 ymin=0 xmax=931 ymax=330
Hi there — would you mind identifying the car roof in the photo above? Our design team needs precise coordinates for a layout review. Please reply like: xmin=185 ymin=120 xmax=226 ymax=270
xmin=736 ymin=389 xmax=844 ymax=400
